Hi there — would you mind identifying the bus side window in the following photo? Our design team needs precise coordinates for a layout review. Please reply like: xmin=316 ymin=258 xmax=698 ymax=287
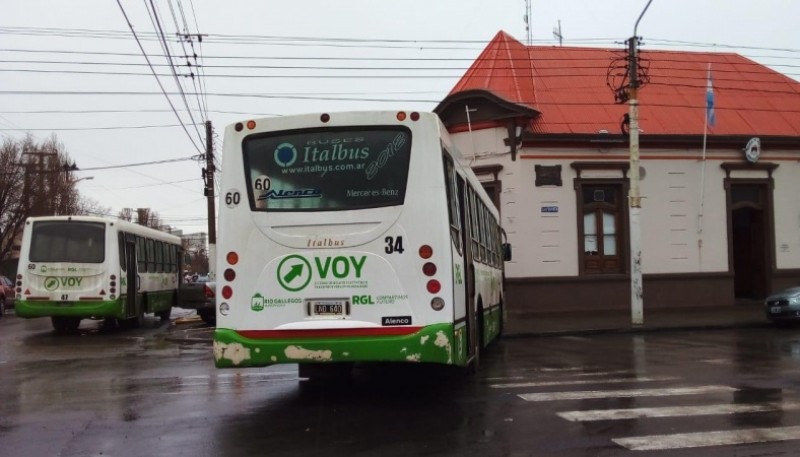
xmin=136 ymin=236 xmax=147 ymax=272
xmin=155 ymin=241 xmax=164 ymax=273
xmin=441 ymin=153 xmax=462 ymax=254
xmin=146 ymin=239 xmax=155 ymax=272
xmin=118 ymin=232 xmax=126 ymax=271
xmin=469 ymin=189 xmax=480 ymax=261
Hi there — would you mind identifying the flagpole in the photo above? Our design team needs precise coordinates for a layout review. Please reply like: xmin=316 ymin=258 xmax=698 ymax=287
xmin=698 ymin=63 xmax=711 ymax=270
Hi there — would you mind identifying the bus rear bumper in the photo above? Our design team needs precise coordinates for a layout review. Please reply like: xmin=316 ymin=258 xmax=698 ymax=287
xmin=213 ymin=323 xmax=468 ymax=368
xmin=15 ymin=300 xmax=121 ymax=319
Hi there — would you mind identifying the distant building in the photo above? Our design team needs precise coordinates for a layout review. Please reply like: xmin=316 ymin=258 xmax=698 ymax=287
xmin=435 ymin=31 xmax=800 ymax=312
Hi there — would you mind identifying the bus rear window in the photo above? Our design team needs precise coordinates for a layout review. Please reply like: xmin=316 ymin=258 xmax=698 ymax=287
xmin=29 ymin=221 xmax=106 ymax=263
xmin=243 ymin=126 xmax=412 ymax=211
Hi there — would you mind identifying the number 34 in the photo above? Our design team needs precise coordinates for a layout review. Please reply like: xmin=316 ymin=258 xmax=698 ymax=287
xmin=385 ymin=236 xmax=404 ymax=254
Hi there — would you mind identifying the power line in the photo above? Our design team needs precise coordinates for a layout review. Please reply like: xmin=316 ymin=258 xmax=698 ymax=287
xmin=145 ymin=0 xmax=205 ymax=146
xmin=3 ymin=67 xmax=799 ymax=82
xmin=3 ymin=48 xmax=800 ymax=65
xmin=0 ymin=124 xmax=203 ymax=131
xmin=116 ymin=0 xmax=204 ymax=155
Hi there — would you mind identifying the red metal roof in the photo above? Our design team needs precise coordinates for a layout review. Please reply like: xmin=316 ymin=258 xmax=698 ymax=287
xmin=449 ymin=31 xmax=800 ymax=136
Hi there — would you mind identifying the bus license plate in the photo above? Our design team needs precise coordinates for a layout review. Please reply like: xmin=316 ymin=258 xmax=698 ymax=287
xmin=309 ymin=300 xmax=348 ymax=318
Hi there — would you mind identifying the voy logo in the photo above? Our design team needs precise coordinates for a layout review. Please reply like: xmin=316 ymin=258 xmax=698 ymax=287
xmin=44 ymin=276 xmax=59 ymax=291
xmin=258 ymin=188 xmax=322 ymax=200
xmin=274 ymin=142 xmax=298 ymax=167
xmin=44 ymin=276 xmax=84 ymax=291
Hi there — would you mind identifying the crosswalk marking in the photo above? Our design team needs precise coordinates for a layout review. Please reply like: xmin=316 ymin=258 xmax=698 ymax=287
xmin=492 ymin=376 xmax=675 ymax=389
xmin=558 ymin=401 xmax=800 ymax=422
xmin=613 ymin=425 xmax=800 ymax=451
xmin=518 ymin=385 xmax=736 ymax=402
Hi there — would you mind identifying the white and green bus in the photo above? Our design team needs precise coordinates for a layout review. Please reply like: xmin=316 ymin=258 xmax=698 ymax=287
xmin=214 ymin=111 xmax=510 ymax=373
xmin=16 ymin=216 xmax=181 ymax=332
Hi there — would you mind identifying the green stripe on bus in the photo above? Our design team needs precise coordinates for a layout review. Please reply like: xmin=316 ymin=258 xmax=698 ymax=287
xmin=14 ymin=290 xmax=173 ymax=319
xmin=213 ymin=323 xmax=460 ymax=368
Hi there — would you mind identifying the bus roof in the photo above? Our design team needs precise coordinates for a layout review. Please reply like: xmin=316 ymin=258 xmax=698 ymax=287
xmin=25 ymin=216 xmax=182 ymax=244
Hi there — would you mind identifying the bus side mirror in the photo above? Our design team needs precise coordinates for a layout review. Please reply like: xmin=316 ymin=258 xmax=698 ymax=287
xmin=502 ymin=243 xmax=512 ymax=261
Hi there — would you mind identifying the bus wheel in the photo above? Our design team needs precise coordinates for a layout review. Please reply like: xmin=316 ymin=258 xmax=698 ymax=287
xmin=198 ymin=309 xmax=216 ymax=326
xmin=51 ymin=316 xmax=81 ymax=333
xmin=157 ymin=307 xmax=172 ymax=322
xmin=102 ymin=317 xmax=120 ymax=331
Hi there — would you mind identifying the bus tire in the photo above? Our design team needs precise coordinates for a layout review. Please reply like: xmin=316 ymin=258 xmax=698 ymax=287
xmin=157 ymin=307 xmax=172 ymax=322
xmin=52 ymin=316 xmax=81 ymax=333
xmin=198 ymin=308 xmax=216 ymax=326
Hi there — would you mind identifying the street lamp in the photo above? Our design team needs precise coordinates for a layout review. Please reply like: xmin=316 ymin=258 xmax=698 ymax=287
xmin=69 ymin=176 xmax=94 ymax=185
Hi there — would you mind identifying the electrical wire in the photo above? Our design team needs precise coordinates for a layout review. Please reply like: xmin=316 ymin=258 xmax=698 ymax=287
xmin=116 ymin=0 xmax=204 ymax=155
xmin=145 ymin=0 xmax=205 ymax=147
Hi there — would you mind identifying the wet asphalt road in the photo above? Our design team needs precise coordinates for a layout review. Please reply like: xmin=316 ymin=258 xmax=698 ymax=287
xmin=2 ymin=309 xmax=800 ymax=456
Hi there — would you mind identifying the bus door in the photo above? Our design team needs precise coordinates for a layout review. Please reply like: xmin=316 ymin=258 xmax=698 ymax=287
xmin=456 ymin=175 xmax=478 ymax=361
xmin=124 ymin=234 xmax=138 ymax=318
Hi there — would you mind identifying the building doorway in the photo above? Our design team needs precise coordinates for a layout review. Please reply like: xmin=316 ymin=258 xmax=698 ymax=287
xmin=729 ymin=183 xmax=771 ymax=299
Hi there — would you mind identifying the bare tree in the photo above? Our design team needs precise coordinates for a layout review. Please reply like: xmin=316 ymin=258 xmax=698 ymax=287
xmin=135 ymin=208 xmax=164 ymax=230
xmin=0 ymin=134 xmax=91 ymax=263
xmin=0 ymin=138 xmax=26 ymax=262
xmin=75 ymin=196 xmax=111 ymax=218
xmin=118 ymin=207 xmax=134 ymax=222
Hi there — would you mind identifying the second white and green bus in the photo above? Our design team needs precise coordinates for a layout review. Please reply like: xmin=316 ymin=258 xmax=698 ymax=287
xmin=15 ymin=216 xmax=181 ymax=332
xmin=214 ymin=111 xmax=510 ymax=373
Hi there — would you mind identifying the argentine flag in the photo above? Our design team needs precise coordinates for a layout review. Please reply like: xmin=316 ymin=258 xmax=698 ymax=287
xmin=706 ymin=67 xmax=716 ymax=127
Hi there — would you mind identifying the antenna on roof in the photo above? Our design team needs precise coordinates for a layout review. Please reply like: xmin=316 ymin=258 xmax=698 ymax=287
xmin=553 ymin=20 xmax=563 ymax=46
xmin=524 ymin=0 xmax=532 ymax=45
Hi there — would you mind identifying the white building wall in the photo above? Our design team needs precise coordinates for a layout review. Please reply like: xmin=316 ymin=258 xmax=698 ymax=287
xmin=772 ymin=159 xmax=800 ymax=269
xmin=453 ymin=127 xmax=798 ymax=282
xmin=639 ymin=156 xmax=729 ymax=274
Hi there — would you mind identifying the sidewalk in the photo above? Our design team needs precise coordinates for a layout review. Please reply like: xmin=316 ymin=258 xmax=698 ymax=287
xmin=168 ymin=302 xmax=773 ymax=343
xmin=503 ymin=301 xmax=771 ymax=337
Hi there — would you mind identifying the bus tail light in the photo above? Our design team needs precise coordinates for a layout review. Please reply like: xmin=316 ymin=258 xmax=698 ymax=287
xmin=320 ymin=113 xmax=330 ymax=123
xmin=224 ymin=269 xmax=236 ymax=281
xmin=419 ymin=245 xmax=433 ymax=259
xmin=221 ymin=286 xmax=232 ymax=300
xmin=246 ymin=120 xmax=256 ymax=130
xmin=396 ymin=111 xmax=407 ymax=121
xmin=226 ymin=251 xmax=239 ymax=265
xmin=422 ymin=262 xmax=436 ymax=276
xmin=431 ymin=297 xmax=444 ymax=311
xmin=426 ymin=280 xmax=441 ymax=294
xmin=410 ymin=112 xmax=420 ymax=121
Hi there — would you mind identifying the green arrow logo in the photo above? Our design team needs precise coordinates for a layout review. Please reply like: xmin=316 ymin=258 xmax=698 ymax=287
xmin=44 ymin=276 xmax=59 ymax=291
xmin=277 ymin=255 xmax=312 ymax=292
xmin=283 ymin=263 xmax=304 ymax=284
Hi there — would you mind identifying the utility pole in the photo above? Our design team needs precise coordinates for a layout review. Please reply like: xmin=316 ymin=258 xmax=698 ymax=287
xmin=204 ymin=120 xmax=217 ymax=278
xmin=627 ymin=0 xmax=653 ymax=326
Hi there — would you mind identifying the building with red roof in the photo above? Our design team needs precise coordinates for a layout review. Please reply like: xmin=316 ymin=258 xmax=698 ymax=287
xmin=435 ymin=31 xmax=800 ymax=313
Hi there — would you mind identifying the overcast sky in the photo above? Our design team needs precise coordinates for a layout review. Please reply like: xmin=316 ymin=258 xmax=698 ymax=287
xmin=2 ymin=0 xmax=799 ymax=234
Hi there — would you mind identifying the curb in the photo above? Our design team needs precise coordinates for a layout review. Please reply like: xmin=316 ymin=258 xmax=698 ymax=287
xmin=501 ymin=320 xmax=773 ymax=339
